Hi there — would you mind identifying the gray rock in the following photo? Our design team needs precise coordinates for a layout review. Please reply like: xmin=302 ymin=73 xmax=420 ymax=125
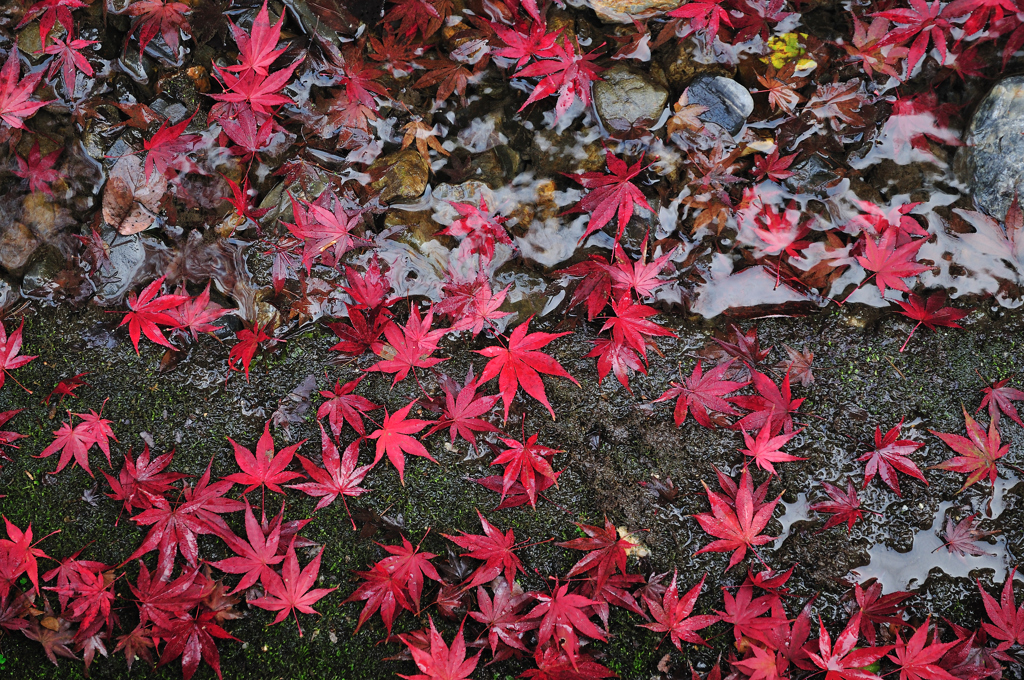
xmin=593 ymin=64 xmax=668 ymax=135
xmin=0 ymin=223 xmax=40 ymax=277
xmin=955 ymin=76 xmax=1024 ymax=221
xmin=685 ymin=75 xmax=754 ymax=136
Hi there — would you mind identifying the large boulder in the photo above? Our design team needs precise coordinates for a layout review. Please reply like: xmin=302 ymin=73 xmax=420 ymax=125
xmin=955 ymin=76 xmax=1024 ymax=220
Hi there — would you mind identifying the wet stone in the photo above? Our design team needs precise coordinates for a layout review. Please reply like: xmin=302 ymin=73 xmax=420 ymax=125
xmin=685 ymin=75 xmax=754 ymax=136
xmin=955 ymin=75 xmax=1024 ymax=221
xmin=0 ymin=223 xmax=40 ymax=277
xmin=659 ymin=40 xmax=735 ymax=91
xmin=369 ymin=148 xmax=430 ymax=204
xmin=593 ymin=64 xmax=668 ymax=135
xmin=584 ymin=0 xmax=683 ymax=22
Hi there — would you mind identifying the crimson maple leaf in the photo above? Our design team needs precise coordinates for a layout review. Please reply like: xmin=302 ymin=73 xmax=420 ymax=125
xmin=717 ymin=580 xmax=788 ymax=646
xmin=288 ymin=424 xmax=371 ymax=516
xmin=667 ymin=0 xmax=732 ymax=44
xmin=129 ymin=561 xmax=204 ymax=630
xmin=557 ymin=517 xmax=635 ymax=589
xmin=42 ymin=32 xmax=96 ymax=98
xmin=436 ymin=272 xmax=511 ymax=336
xmin=475 ymin=317 xmax=579 ymax=421
xmin=853 ymin=581 xmax=914 ymax=645
xmin=588 ymin=336 xmax=647 ymax=393
xmin=730 ymin=369 xmax=804 ymax=436
xmin=0 ymin=409 xmax=27 ymax=460
xmin=438 ymin=198 xmax=513 ymax=263
xmin=44 ymin=372 xmax=88 ymax=405
xmin=1 ymin=517 xmax=52 ymax=595
xmin=398 ymin=617 xmax=480 ymax=680
xmin=556 ymin=257 xmax=615 ymax=320
xmin=514 ymin=41 xmax=604 ymax=123
xmin=103 ymin=444 xmax=187 ymax=512
xmin=808 ymin=612 xmax=891 ymax=680
xmin=444 ymin=510 xmax=524 ymax=590
xmin=810 ymin=479 xmax=872 ymax=533
xmin=600 ymin=295 xmax=676 ymax=362
xmin=490 ymin=432 xmax=562 ymax=508
xmin=378 ymin=534 xmax=442 ymax=614
xmin=609 ymin=234 xmax=677 ymax=299
xmin=155 ymin=609 xmax=239 ymax=680
xmin=0 ymin=320 xmax=37 ymax=392
xmin=119 ymin=276 xmax=190 ymax=353
xmin=224 ymin=0 xmax=287 ymax=76
xmin=978 ymin=568 xmax=1024 ymax=647
xmin=13 ymin=142 xmax=62 ymax=195
xmin=522 ymin=647 xmax=617 ymax=680
xmin=565 ymin=150 xmax=653 ymax=245
xmin=208 ymin=498 xmax=284 ymax=593
xmin=36 ymin=413 xmax=102 ymax=476
xmin=638 ymin=571 xmax=719 ymax=650
xmin=284 ymin=191 xmax=367 ymax=273
xmin=654 ymin=360 xmax=747 ymax=428
xmin=694 ymin=466 xmax=779 ymax=570
xmin=753 ymin=148 xmax=797 ymax=183
xmin=217 ymin=107 xmax=274 ymax=162
xmin=939 ymin=513 xmax=997 ymax=557
xmin=873 ymin=0 xmax=952 ymax=75
xmin=895 ymin=292 xmax=968 ymax=351
xmin=423 ymin=372 xmax=499 ymax=451
xmin=0 ymin=48 xmax=52 ymax=131
xmin=220 ymin=175 xmax=270 ymax=225
xmin=740 ymin=420 xmax=806 ymax=475
xmin=228 ymin=323 xmax=281 ymax=381
xmin=929 ymin=408 xmax=1008 ymax=491
xmin=856 ymin=231 xmax=930 ymax=297
xmin=317 ymin=375 xmax=379 ymax=437
xmin=367 ymin=306 xmax=447 ymax=386
xmin=858 ymin=420 xmax=926 ymax=496
xmin=328 ymin=308 xmax=390 ymax=357
xmin=16 ymin=0 xmax=87 ymax=41
xmin=223 ymin=420 xmax=304 ymax=502
xmin=210 ymin=60 xmax=301 ymax=116
xmin=492 ymin=18 xmax=560 ymax=69
xmin=141 ymin=115 xmax=200 ymax=180
xmin=249 ymin=540 xmax=335 ymax=637
xmin=385 ymin=0 xmax=453 ymax=38
xmin=126 ymin=0 xmax=192 ymax=56
xmin=345 ymin=563 xmax=411 ymax=635
xmin=979 ymin=378 xmax=1024 ymax=429
xmin=469 ymin=580 xmax=533 ymax=657
xmin=367 ymin=400 xmax=435 ymax=484
xmin=526 ymin=581 xmax=607 ymax=665
xmin=888 ymin=617 xmax=960 ymax=680
xmin=164 ymin=282 xmax=232 ymax=342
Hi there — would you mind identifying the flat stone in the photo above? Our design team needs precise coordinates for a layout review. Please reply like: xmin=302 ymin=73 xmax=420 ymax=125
xmin=685 ymin=75 xmax=754 ymax=136
xmin=584 ymin=0 xmax=683 ymax=22
xmin=369 ymin=149 xmax=430 ymax=204
xmin=0 ymin=223 xmax=40 ymax=277
xmin=955 ymin=75 xmax=1024 ymax=220
xmin=593 ymin=64 xmax=668 ymax=134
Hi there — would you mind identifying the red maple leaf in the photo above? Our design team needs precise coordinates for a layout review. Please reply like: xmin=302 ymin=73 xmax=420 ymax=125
xmin=288 ymin=424 xmax=371 ymax=515
xmin=853 ymin=581 xmax=914 ymax=645
xmin=423 ymin=372 xmax=499 ymax=451
xmin=366 ymin=400 xmax=435 ymax=484
xmin=858 ymin=420 xmax=926 ymax=496
xmin=367 ymin=306 xmax=447 ymax=386
xmin=224 ymin=0 xmax=287 ymax=76
xmin=0 ymin=320 xmax=37 ymax=392
xmin=42 ymin=31 xmax=96 ymax=98
xmin=223 ymin=420 xmax=305 ymax=499
xmin=220 ymin=175 xmax=270 ymax=225
xmin=978 ymin=378 xmax=1024 ymax=429
xmin=717 ymin=580 xmax=787 ymax=646
xmin=514 ymin=41 xmax=604 ymax=123
xmin=228 ymin=323 xmax=281 ymax=381
xmin=740 ymin=420 xmax=805 ymax=475
xmin=476 ymin=317 xmax=579 ymax=421
xmin=753 ymin=148 xmax=797 ymax=183
xmin=895 ymin=292 xmax=968 ymax=351
xmin=525 ymin=581 xmax=607 ymax=665
xmin=13 ymin=142 xmax=62 ymax=195
xmin=888 ymin=617 xmax=960 ymax=680
xmin=565 ymin=150 xmax=653 ymax=244
xmin=44 ymin=372 xmax=88 ymax=405
xmin=978 ymin=568 xmax=1024 ymax=647
xmin=155 ymin=609 xmax=238 ymax=680
xmin=810 ymin=479 xmax=872 ymax=533
xmin=557 ymin=517 xmax=635 ymax=589
xmin=129 ymin=561 xmax=204 ymax=630
xmin=316 ymin=375 xmax=379 ymax=437
xmin=77 ymin=406 xmax=117 ymax=465
xmin=557 ymin=257 xmax=615 ymax=320
xmin=140 ymin=114 xmax=199 ymax=180
xmin=0 ymin=517 xmax=52 ymax=595
xmin=127 ymin=461 xmax=245 ymax=575
xmin=210 ymin=60 xmax=301 ymax=116
xmin=939 ymin=513 xmax=997 ymax=557
xmin=16 ymin=0 xmax=87 ymax=42
xmin=667 ymin=0 xmax=732 ymax=44
xmin=208 ymin=498 xmax=284 ymax=593
xmin=469 ymin=580 xmax=533 ymax=657
xmin=588 ymin=335 xmax=647 ymax=393
xmin=492 ymin=18 xmax=560 ymax=68
xmin=694 ymin=466 xmax=779 ymax=570
xmin=249 ymin=540 xmax=335 ymax=637
xmin=438 ymin=198 xmax=513 ymax=264
xmin=119 ymin=276 xmax=190 ymax=353
xmin=490 ymin=432 xmax=562 ymax=508
xmin=444 ymin=510 xmax=524 ymax=590
xmin=378 ymin=534 xmax=442 ymax=614
xmin=327 ymin=307 xmax=390 ymax=357
xmin=103 ymin=444 xmax=187 ymax=513
xmin=474 ymin=471 xmax=562 ymax=510
xmin=873 ymin=0 xmax=953 ymax=75
xmin=522 ymin=646 xmax=617 ymax=680
xmin=217 ymin=107 xmax=274 ymax=162
xmin=126 ymin=0 xmax=192 ymax=56
xmin=929 ymin=408 xmax=1008 ymax=491
xmin=398 ymin=617 xmax=480 ymax=680
xmin=855 ymin=231 xmax=930 ymax=297
xmin=164 ymin=282 xmax=232 ymax=342
xmin=609 ymin=234 xmax=677 ymax=299
xmin=600 ymin=295 xmax=676 ymax=362
xmin=730 ymin=369 xmax=804 ymax=436
xmin=345 ymin=563 xmax=411 ymax=635
xmin=284 ymin=191 xmax=367 ymax=273
xmin=0 ymin=409 xmax=27 ymax=460
xmin=638 ymin=570 xmax=718 ymax=650
xmin=436 ymin=272 xmax=511 ymax=336
xmin=0 ymin=48 xmax=52 ymax=131
xmin=384 ymin=0 xmax=453 ymax=38
xmin=808 ymin=612 xmax=891 ymax=680
xmin=654 ymin=359 xmax=748 ymax=428
xmin=36 ymin=413 xmax=102 ymax=476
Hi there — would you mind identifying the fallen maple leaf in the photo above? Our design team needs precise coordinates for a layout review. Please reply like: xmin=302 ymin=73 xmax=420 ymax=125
xmin=808 ymin=612 xmax=891 ymax=680
xmin=0 ymin=320 xmax=37 ymax=392
xmin=513 ymin=41 xmax=604 ymax=123
xmin=978 ymin=378 xmax=1024 ymax=429
xmin=423 ymin=372 xmax=499 ymax=451
xmin=639 ymin=571 xmax=718 ymax=650
xmin=126 ymin=0 xmax=191 ymax=56
xmin=525 ymin=581 xmax=607 ymax=665
xmin=366 ymin=400 xmax=435 ymax=484
xmin=13 ymin=142 xmax=62 ymax=195
xmin=855 ymin=231 xmax=930 ymax=297
xmin=694 ymin=466 xmax=779 ymax=571
xmin=858 ymin=420 xmax=926 ymax=497
xmin=938 ymin=513 xmax=998 ymax=557
xmin=317 ymin=375 xmax=379 ymax=437
xmin=367 ymin=306 xmax=447 ymax=386
xmin=977 ymin=568 xmax=1024 ymax=647
xmin=654 ymin=359 xmax=747 ymax=428
xmin=895 ymin=292 xmax=968 ymax=351
xmin=490 ymin=432 xmax=562 ymax=508
xmin=929 ymin=408 xmax=1008 ymax=491
xmin=888 ymin=616 xmax=959 ymax=680
xmin=288 ymin=425 xmax=371 ymax=518
xmin=249 ymin=540 xmax=336 ymax=637
xmin=398 ymin=616 xmax=480 ymax=680
xmin=223 ymin=420 xmax=305 ymax=500
xmin=740 ymin=420 xmax=806 ymax=475
xmin=564 ymin=150 xmax=653 ymax=245
xmin=444 ymin=510 xmax=524 ymax=591
xmin=0 ymin=47 xmax=52 ymax=131
xmin=810 ymin=479 xmax=873 ymax=533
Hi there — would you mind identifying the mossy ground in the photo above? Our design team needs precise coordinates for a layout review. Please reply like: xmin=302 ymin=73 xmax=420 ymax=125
xmin=0 ymin=299 xmax=1021 ymax=679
